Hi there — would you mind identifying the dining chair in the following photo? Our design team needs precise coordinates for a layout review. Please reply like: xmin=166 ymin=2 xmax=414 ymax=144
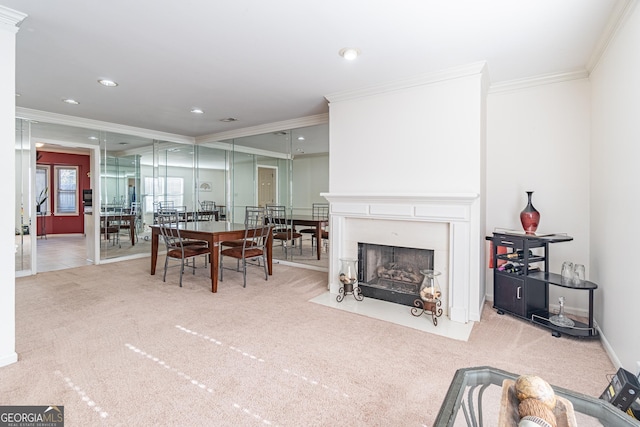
xmin=267 ymin=205 xmax=303 ymax=257
xmin=219 ymin=206 xmax=271 ymax=288
xmin=157 ymin=212 xmax=210 ymax=287
xmin=299 ymin=203 xmax=329 ymax=253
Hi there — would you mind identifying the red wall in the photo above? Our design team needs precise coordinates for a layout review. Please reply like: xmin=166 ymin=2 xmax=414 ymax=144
xmin=36 ymin=151 xmax=91 ymax=235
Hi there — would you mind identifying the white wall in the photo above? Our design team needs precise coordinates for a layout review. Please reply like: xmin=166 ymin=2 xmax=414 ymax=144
xmin=590 ymin=4 xmax=640 ymax=372
xmin=1 ymin=5 xmax=25 ymax=368
xmin=486 ymin=79 xmax=592 ymax=315
xmin=329 ymin=69 xmax=485 ymax=194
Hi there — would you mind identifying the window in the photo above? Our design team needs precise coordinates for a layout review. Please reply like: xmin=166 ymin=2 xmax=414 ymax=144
xmin=35 ymin=165 xmax=50 ymax=214
xmin=144 ymin=176 xmax=184 ymax=213
xmin=55 ymin=166 xmax=78 ymax=215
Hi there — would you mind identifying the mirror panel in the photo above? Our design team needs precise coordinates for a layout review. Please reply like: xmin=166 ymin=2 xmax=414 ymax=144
xmin=14 ymin=119 xmax=328 ymax=272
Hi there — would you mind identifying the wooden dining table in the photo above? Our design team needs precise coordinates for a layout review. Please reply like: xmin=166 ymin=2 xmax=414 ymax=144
xmin=150 ymin=221 xmax=273 ymax=293
xmin=290 ymin=215 xmax=328 ymax=260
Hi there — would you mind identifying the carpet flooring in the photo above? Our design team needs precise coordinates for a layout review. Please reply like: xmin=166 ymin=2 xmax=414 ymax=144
xmin=3 ymin=258 xmax=616 ymax=426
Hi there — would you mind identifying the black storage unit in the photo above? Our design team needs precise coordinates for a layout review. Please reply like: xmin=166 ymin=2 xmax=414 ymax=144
xmin=600 ymin=367 xmax=640 ymax=412
xmin=487 ymin=230 xmax=598 ymax=338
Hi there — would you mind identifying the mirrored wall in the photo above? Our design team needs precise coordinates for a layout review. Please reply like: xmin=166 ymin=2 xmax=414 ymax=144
xmin=14 ymin=118 xmax=328 ymax=276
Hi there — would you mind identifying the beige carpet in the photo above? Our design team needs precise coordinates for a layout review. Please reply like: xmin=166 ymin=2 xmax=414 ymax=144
xmin=2 ymin=258 xmax=616 ymax=426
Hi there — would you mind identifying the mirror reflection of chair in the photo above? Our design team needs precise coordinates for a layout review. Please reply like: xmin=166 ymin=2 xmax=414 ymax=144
xmin=267 ymin=205 xmax=302 ymax=257
xmin=217 ymin=205 xmax=227 ymax=221
xmin=199 ymin=200 xmax=216 ymax=221
xmin=101 ymin=203 xmax=126 ymax=248
xmin=157 ymin=212 xmax=210 ymax=287
xmin=220 ymin=206 xmax=271 ymax=288
xmin=299 ymin=203 xmax=329 ymax=254
xmin=130 ymin=201 xmax=143 ymax=241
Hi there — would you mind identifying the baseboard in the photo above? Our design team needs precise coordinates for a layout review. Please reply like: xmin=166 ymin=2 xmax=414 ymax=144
xmin=0 ymin=351 xmax=18 ymax=368
xmin=595 ymin=320 xmax=623 ymax=371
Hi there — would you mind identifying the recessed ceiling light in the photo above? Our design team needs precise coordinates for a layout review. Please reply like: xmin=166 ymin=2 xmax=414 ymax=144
xmin=220 ymin=117 xmax=238 ymax=122
xmin=15 ymin=93 xmax=21 ymax=97
xmin=88 ymin=136 xmax=98 ymax=140
xmin=339 ymin=47 xmax=360 ymax=60
xmin=98 ymin=79 xmax=118 ymax=87
xmin=297 ymin=136 xmax=305 ymax=141
xmin=62 ymin=98 xmax=79 ymax=105
xmin=190 ymin=108 xmax=204 ymax=114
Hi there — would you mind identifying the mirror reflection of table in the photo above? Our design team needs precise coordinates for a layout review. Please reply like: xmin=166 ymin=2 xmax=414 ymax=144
xmin=100 ymin=212 xmax=137 ymax=246
xmin=434 ymin=366 xmax=640 ymax=427
xmin=290 ymin=215 xmax=328 ymax=260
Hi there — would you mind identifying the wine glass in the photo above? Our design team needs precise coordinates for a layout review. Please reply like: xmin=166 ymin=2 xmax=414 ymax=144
xmin=561 ymin=261 xmax=574 ymax=282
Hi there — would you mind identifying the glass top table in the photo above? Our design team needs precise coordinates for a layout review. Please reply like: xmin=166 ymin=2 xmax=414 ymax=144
xmin=434 ymin=366 xmax=640 ymax=426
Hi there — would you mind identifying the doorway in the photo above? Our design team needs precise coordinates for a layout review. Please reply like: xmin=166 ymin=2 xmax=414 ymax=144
xmin=257 ymin=166 xmax=277 ymax=207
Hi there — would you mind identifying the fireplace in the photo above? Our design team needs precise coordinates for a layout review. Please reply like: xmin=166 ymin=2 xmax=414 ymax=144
xmin=358 ymin=243 xmax=434 ymax=307
xmin=321 ymin=193 xmax=482 ymax=324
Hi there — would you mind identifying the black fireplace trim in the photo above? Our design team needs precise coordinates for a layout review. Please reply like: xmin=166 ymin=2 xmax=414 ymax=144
xmin=359 ymin=285 xmax=419 ymax=307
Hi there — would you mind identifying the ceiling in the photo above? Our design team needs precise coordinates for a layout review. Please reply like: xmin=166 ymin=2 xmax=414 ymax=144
xmin=4 ymin=0 xmax=626 ymax=141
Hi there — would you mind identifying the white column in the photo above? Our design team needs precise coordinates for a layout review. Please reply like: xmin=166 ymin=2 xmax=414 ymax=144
xmin=0 ymin=5 xmax=27 ymax=368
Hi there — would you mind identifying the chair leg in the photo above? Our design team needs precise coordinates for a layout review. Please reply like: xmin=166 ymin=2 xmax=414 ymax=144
xmin=163 ymin=256 xmax=169 ymax=282
xmin=242 ymin=258 xmax=247 ymax=288
xmin=177 ymin=259 xmax=182 ymax=287
xmin=262 ymin=255 xmax=268 ymax=280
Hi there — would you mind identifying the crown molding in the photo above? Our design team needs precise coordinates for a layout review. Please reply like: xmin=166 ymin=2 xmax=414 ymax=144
xmin=16 ymin=107 xmax=194 ymax=145
xmin=325 ymin=61 xmax=488 ymax=104
xmin=489 ymin=69 xmax=589 ymax=94
xmin=0 ymin=5 xmax=27 ymax=33
xmin=196 ymin=113 xmax=328 ymax=144
xmin=587 ymin=0 xmax=638 ymax=73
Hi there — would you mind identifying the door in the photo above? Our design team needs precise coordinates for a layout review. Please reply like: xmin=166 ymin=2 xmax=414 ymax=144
xmin=257 ymin=166 xmax=276 ymax=207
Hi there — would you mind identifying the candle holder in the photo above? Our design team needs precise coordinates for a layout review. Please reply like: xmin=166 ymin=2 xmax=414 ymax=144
xmin=336 ymin=258 xmax=363 ymax=302
xmin=411 ymin=269 xmax=443 ymax=326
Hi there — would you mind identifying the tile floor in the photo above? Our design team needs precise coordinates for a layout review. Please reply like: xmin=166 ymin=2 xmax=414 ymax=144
xmin=309 ymin=291 xmax=474 ymax=341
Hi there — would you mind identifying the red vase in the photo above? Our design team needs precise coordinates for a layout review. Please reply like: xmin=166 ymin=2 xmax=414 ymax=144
xmin=520 ymin=191 xmax=540 ymax=234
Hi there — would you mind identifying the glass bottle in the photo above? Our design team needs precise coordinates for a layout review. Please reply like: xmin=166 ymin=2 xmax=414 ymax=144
xmin=549 ymin=296 xmax=575 ymax=327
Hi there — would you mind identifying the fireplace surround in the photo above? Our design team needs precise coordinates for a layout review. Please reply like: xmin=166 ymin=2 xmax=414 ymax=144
xmin=321 ymin=193 xmax=482 ymax=324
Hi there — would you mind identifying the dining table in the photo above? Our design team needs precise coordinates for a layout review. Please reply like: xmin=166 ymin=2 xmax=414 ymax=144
xmin=150 ymin=221 xmax=273 ymax=293
xmin=289 ymin=215 xmax=328 ymax=260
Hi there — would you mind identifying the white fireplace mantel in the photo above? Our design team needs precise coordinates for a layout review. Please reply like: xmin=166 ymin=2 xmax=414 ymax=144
xmin=321 ymin=192 xmax=482 ymax=324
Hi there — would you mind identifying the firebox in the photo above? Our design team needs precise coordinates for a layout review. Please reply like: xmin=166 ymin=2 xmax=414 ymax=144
xmin=357 ymin=242 xmax=435 ymax=307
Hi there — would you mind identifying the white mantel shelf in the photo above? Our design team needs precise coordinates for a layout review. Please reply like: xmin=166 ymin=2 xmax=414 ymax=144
xmin=321 ymin=192 xmax=482 ymax=324
xmin=322 ymin=193 xmax=479 ymax=202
